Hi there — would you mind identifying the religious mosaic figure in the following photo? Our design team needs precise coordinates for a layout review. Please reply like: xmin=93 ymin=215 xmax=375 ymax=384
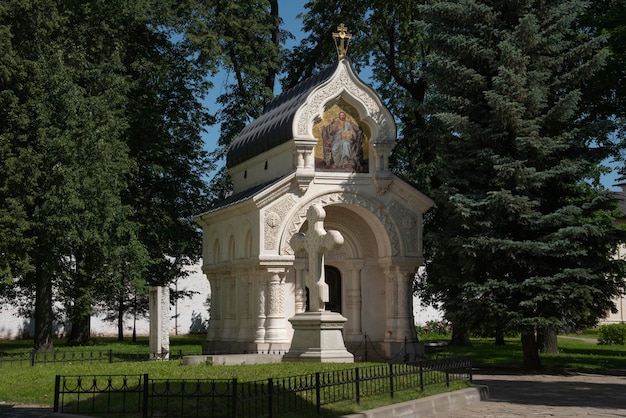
xmin=322 ymin=111 xmax=364 ymax=170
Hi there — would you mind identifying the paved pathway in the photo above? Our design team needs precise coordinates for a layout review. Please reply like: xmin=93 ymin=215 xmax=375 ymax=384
xmin=2 ymin=370 xmax=626 ymax=417
xmin=426 ymin=370 xmax=626 ymax=417
xmin=0 ymin=403 xmax=53 ymax=417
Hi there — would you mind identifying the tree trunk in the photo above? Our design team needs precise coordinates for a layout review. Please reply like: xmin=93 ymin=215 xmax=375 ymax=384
xmin=34 ymin=262 xmax=54 ymax=353
xmin=521 ymin=330 xmax=542 ymax=371
xmin=450 ymin=327 xmax=471 ymax=346
xmin=66 ymin=255 xmax=94 ymax=346
xmin=67 ymin=313 xmax=91 ymax=346
xmin=542 ymin=326 xmax=559 ymax=354
xmin=132 ymin=294 xmax=138 ymax=342
xmin=494 ymin=327 xmax=505 ymax=346
xmin=117 ymin=296 xmax=125 ymax=341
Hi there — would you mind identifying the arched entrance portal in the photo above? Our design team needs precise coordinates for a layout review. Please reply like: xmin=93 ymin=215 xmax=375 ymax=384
xmin=287 ymin=200 xmax=426 ymax=361
xmin=305 ymin=266 xmax=342 ymax=313
xmin=325 ymin=266 xmax=342 ymax=314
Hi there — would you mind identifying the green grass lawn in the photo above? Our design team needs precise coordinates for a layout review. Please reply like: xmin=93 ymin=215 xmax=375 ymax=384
xmin=422 ymin=333 xmax=626 ymax=371
xmin=0 ymin=359 xmax=472 ymax=417
xmin=0 ymin=334 xmax=206 ymax=353
xmin=2 ymin=332 xmax=625 ymax=414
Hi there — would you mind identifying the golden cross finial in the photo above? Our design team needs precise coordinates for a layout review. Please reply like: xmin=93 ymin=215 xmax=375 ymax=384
xmin=332 ymin=23 xmax=352 ymax=59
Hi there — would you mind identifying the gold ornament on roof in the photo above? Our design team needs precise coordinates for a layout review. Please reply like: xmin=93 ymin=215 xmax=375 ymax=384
xmin=332 ymin=23 xmax=352 ymax=59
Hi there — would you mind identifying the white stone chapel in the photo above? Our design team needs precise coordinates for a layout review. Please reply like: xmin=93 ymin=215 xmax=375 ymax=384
xmin=194 ymin=28 xmax=434 ymax=361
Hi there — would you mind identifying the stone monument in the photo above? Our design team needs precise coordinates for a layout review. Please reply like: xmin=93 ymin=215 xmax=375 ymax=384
xmin=194 ymin=24 xmax=435 ymax=360
xmin=149 ymin=285 xmax=170 ymax=359
xmin=283 ymin=204 xmax=354 ymax=362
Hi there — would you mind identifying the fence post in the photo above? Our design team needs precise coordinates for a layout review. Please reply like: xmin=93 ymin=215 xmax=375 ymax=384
xmin=142 ymin=374 xmax=149 ymax=418
xmin=315 ymin=372 xmax=321 ymax=415
xmin=232 ymin=378 xmax=238 ymax=418
xmin=108 ymin=349 xmax=113 ymax=363
xmin=419 ymin=360 xmax=424 ymax=391
xmin=268 ymin=378 xmax=274 ymax=418
xmin=389 ymin=363 xmax=394 ymax=399
xmin=53 ymin=375 xmax=61 ymax=412
xmin=468 ymin=358 xmax=473 ymax=383
xmin=355 ymin=368 xmax=360 ymax=405
xmin=30 ymin=351 xmax=35 ymax=367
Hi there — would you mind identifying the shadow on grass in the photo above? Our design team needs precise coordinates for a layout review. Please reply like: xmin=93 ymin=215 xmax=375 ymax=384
xmin=56 ymin=368 xmax=472 ymax=418
xmin=431 ymin=336 xmax=626 ymax=373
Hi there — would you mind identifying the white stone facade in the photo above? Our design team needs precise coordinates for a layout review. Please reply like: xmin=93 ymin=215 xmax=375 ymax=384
xmin=195 ymin=59 xmax=435 ymax=361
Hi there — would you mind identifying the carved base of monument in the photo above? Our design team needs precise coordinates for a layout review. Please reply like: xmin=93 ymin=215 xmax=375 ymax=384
xmin=283 ymin=311 xmax=354 ymax=363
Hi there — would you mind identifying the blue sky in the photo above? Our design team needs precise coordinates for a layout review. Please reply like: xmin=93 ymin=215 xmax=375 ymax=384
xmin=201 ymin=0 xmax=307 ymax=157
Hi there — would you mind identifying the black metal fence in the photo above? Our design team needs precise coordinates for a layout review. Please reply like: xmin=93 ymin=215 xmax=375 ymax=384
xmin=0 ymin=349 xmax=200 ymax=367
xmin=54 ymin=357 xmax=472 ymax=418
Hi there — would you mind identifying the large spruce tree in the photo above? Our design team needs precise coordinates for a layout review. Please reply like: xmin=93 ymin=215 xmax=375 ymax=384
xmin=420 ymin=0 xmax=626 ymax=370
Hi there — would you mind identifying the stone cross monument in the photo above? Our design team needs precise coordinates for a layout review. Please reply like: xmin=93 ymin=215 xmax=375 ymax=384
xmin=283 ymin=204 xmax=354 ymax=363
xmin=290 ymin=205 xmax=344 ymax=312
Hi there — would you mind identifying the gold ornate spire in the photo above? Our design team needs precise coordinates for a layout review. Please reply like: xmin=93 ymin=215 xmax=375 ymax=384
xmin=332 ymin=23 xmax=352 ymax=59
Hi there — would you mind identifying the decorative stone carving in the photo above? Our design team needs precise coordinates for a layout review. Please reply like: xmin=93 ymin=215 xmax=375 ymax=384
xmin=295 ymin=62 xmax=394 ymax=145
xmin=254 ymin=276 xmax=267 ymax=343
xmin=268 ymin=273 xmax=285 ymax=317
xmin=265 ymin=195 xmax=298 ymax=251
xmin=326 ymin=246 xmax=347 ymax=261
xmin=389 ymin=200 xmax=419 ymax=254
xmin=281 ymin=193 xmax=400 ymax=257
xmin=265 ymin=268 xmax=288 ymax=342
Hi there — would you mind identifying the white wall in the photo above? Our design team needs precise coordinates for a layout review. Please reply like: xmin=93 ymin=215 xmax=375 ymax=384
xmin=0 ymin=263 xmax=211 ymax=340
xmin=0 ymin=261 xmax=441 ymax=340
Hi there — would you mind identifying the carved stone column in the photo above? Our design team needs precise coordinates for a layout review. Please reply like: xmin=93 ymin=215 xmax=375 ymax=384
xmin=206 ymin=272 xmax=220 ymax=342
xmin=264 ymin=267 xmax=288 ymax=343
xmin=384 ymin=267 xmax=399 ymax=342
xmin=202 ymin=271 xmax=222 ymax=354
xmin=345 ymin=262 xmax=363 ymax=339
xmin=236 ymin=267 xmax=253 ymax=342
xmin=385 ymin=266 xmax=417 ymax=343
xmin=294 ymin=259 xmax=307 ymax=314
xmin=254 ymin=273 xmax=268 ymax=344
xmin=396 ymin=268 xmax=416 ymax=341
xmin=222 ymin=268 xmax=235 ymax=341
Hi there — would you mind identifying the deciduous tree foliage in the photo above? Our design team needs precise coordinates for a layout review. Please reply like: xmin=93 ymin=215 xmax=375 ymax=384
xmin=0 ymin=0 xmax=216 ymax=348
xmin=193 ymin=0 xmax=283 ymax=204
xmin=419 ymin=0 xmax=626 ymax=370
xmin=0 ymin=0 xmax=135 ymax=350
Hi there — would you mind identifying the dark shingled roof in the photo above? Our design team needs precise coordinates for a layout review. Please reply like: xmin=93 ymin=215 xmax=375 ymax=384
xmin=226 ymin=61 xmax=340 ymax=168
xmin=197 ymin=174 xmax=290 ymax=218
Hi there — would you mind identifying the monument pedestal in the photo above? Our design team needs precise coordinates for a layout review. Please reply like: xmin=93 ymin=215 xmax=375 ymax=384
xmin=283 ymin=311 xmax=354 ymax=363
